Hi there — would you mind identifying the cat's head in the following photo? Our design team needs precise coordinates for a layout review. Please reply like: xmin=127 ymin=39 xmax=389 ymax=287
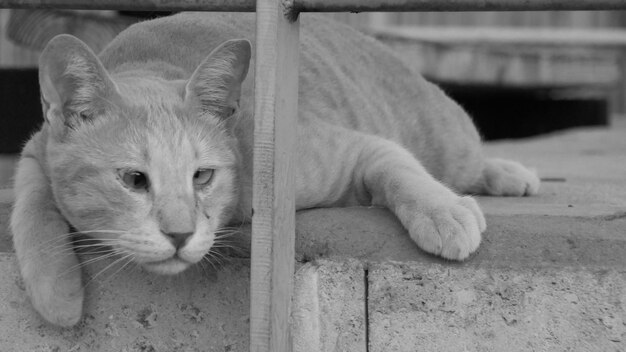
xmin=38 ymin=34 xmax=251 ymax=275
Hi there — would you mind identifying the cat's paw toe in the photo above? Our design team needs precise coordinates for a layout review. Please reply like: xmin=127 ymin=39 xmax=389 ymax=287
xmin=29 ymin=278 xmax=84 ymax=327
xmin=482 ymin=158 xmax=540 ymax=196
xmin=410 ymin=196 xmax=485 ymax=260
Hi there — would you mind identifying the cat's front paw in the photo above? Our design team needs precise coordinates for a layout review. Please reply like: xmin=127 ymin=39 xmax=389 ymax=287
xmin=28 ymin=275 xmax=84 ymax=327
xmin=407 ymin=196 xmax=486 ymax=260
xmin=481 ymin=158 xmax=540 ymax=196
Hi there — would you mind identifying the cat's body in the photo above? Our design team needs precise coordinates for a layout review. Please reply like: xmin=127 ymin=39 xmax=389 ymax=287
xmin=97 ymin=13 xmax=485 ymax=211
xmin=11 ymin=13 xmax=539 ymax=326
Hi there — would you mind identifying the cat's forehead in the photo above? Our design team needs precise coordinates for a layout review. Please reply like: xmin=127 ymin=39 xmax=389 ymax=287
xmin=84 ymin=116 xmax=232 ymax=172
xmin=115 ymin=75 xmax=186 ymax=109
xmin=76 ymin=74 xmax=234 ymax=166
xmin=113 ymin=76 xmax=197 ymax=133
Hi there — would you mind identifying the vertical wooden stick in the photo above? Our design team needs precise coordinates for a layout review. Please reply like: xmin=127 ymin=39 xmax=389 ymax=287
xmin=251 ymin=1 xmax=299 ymax=352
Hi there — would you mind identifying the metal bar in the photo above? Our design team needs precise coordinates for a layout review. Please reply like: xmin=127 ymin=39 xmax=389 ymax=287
xmin=0 ymin=0 xmax=256 ymax=11
xmin=250 ymin=0 xmax=299 ymax=351
xmin=373 ymin=26 xmax=626 ymax=47
xmin=2 ymin=0 xmax=626 ymax=11
xmin=292 ymin=0 xmax=626 ymax=12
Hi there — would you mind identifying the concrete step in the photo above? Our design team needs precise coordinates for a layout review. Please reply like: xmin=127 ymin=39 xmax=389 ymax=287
xmin=368 ymin=262 xmax=626 ymax=351
xmin=0 ymin=121 xmax=625 ymax=351
xmin=0 ymin=253 xmax=252 ymax=352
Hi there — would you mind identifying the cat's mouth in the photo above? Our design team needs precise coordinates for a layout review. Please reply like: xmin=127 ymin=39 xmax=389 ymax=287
xmin=142 ymin=255 xmax=192 ymax=275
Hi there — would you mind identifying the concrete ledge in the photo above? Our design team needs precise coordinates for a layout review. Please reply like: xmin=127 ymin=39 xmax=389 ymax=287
xmin=293 ymin=259 xmax=366 ymax=352
xmin=368 ymin=262 xmax=626 ymax=351
xmin=0 ymin=253 xmax=251 ymax=352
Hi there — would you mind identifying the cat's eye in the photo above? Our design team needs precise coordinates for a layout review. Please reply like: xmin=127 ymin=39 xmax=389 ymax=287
xmin=193 ymin=169 xmax=214 ymax=188
xmin=121 ymin=171 xmax=149 ymax=191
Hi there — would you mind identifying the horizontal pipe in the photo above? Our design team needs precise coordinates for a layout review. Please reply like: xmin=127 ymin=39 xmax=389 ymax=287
xmin=2 ymin=0 xmax=626 ymax=12
xmin=372 ymin=26 xmax=626 ymax=47
xmin=293 ymin=0 xmax=626 ymax=12
xmin=0 ymin=0 xmax=256 ymax=11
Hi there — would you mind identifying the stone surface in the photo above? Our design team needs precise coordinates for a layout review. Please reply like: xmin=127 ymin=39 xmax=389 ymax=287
xmin=368 ymin=262 xmax=626 ymax=352
xmin=292 ymin=259 xmax=366 ymax=352
xmin=0 ymin=253 xmax=251 ymax=352
xmin=480 ymin=122 xmax=626 ymax=219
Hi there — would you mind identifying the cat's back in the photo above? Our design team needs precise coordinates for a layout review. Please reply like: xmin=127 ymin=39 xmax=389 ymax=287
xmin=99 ymin=12 xmax=256 ymax=75
xmin=298 ymin=15 xmax=482 ymax=181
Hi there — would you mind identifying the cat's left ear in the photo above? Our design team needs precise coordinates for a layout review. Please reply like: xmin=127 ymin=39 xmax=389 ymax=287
xmin=39 ymin=34 xmax=120 ymax=135
xmin=185 ymin=39 xmax=251 ymax=119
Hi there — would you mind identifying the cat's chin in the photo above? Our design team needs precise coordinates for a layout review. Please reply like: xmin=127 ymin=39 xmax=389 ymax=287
xmin=142 ymin=258 xmax=191 ymax=275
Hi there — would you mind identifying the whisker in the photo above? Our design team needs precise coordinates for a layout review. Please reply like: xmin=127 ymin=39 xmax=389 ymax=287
xmin=50 ymin=247 xmax=113 ymax=259
xmin=70 ymin=238 xmax=128 ymax=243
xmin=48 ymin=241 xmax=119 ymax=253
xmin=20 ymin=237 xmax=127 ymax=263
xmin=211 ymin=243 xmax=242 ymax=251
xmin=23 ymin=240 xmax=123 ymax=262
xmin=103 ymin=255 xmax=136 ymax=283
xmin=84 ymin=253 xmax=134 ymax=288
xmin=213 ymin=231 xmax=242 ymax=239
xmin=214 ymin=228 xmax=242 ymax=234
xmin=218 ymin=221 xmax=247 ymax=231
xmin=202 ymin=256 xmax=219 ymax=271
xmin=200 ymin=258 xmax=216 ymax=277
xmin=205 ymin=252 xmax=225 ymax=267
xmin=215 ymin=225 xmax=246 ymax=232
xmin=68 ymin=230 xmax=128 ymax=235
xmin=30 ymin=230 xmax=127 ymax=249
xmin=57 ymin=251 xmax=119 ymax=278
xmin=209 ymin=248 xmax=229 ymax=258
xmin=198 ymin=260 xmax=210 ymax=277
xmin=75 ymin=247 xmax=119 ymax=256
xmin=18 ymin=243 xmax=107 ymax=264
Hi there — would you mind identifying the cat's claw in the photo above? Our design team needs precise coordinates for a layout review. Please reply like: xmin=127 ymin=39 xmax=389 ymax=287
xmin=28 ymin=276 xmax=84 ymax=327
xmin=408 ymin=196 xmax=485 ymax=260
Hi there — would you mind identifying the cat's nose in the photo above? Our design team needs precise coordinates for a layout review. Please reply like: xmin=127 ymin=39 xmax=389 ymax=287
xmin=164 ymin=231 xmax=193 ymax=249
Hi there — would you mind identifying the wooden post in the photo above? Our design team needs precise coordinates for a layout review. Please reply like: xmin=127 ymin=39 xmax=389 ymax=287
xmin=251 ymin=1 xmax=299 ymax=352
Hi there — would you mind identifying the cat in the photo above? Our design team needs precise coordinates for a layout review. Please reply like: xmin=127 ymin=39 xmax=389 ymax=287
xmin=10 ymin=12 xmax=539 ymax=327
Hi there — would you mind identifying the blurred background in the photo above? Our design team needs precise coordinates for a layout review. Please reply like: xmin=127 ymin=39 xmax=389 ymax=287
xmin=330 ymin=11 xmax=626 ymax=139
xmin=2 ymin=9 xmax=626 ymax=186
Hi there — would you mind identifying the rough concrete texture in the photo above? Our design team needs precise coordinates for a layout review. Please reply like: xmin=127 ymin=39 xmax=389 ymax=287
xmin=0 ymin=121 xmax=625 ymax=351
xmin=368 ymin=262 xmax=626 ymax=352
xmin=0 ymin=253 xmax=251 ymax=352
xmin=292 ymin=259 xmax=366 ymax=352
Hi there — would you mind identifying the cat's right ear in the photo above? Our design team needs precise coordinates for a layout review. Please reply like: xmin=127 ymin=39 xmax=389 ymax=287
xmin=39 ymin=35 xmax=120 ymax=136
xmin=184 ymin=39 xmax=251 ymax=119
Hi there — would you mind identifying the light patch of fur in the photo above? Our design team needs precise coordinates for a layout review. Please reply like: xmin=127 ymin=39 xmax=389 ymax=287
xmin=186 ymin=39 xmax=250 ymax=118
xmin=63 ymin=54 xmax=108 ymax=114
xmin=12 ymin=13 xmax=540 ymax=327
xmin=191 ymin=52 xmax=237 ymax=112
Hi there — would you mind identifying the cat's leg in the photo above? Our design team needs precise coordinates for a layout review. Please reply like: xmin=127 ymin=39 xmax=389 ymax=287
xmin=467 ymin=158 xmax=540 ymax=196
xmin=355 ymin=139 xmax=486 ymax=260
xmin=10 ymin=155 xmax=83 ymax=327
xmin=296 ymin=124 xmax=485 ymax=260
